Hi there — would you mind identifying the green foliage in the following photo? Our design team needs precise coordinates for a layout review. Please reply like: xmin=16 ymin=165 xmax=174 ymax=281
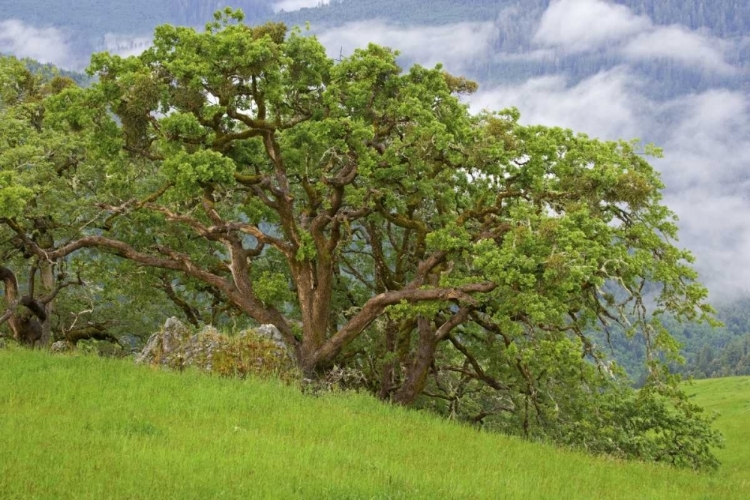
xmin=162 ymin=149 xmax=236 ymax=194
xmin=294 ymin=230 xmax=317 ymax=262
xmin=0 ymin=172 xmax=32 ymax=217
xmin=418 ymin=333 xmax=722 ymax=470
xmin=0 ymin=54 xmax=185 ymax=345
xmin=555 ymin=386 xmax=723 ymax=470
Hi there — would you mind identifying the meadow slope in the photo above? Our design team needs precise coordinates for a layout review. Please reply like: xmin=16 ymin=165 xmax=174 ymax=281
xmin=685 ymin=376 xmax=750 ymax=492
xmin=0 ymin=349 xmax=747 ymax=500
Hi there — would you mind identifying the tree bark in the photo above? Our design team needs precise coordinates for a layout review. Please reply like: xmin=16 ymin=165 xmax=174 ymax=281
xmin=392 ymin=307 xmax=472 ymax=405
xmin=38 ymin=260 xmax=55 ymax=347
xmin=392 ymin=316 xmax=440 ymax=405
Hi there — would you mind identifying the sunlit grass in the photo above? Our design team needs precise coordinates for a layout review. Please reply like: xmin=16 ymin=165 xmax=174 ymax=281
xmin=0 ymin=349 xmax=746 ymax=499
xmin=685 ymin=376 xmax=750 ymax=491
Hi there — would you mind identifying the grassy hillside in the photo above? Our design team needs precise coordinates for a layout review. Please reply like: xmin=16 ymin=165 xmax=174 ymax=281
xmin=685 ymin=377 xmax=750 ymax=490
xmin=0 ymin=350 xmax=747 ymax=499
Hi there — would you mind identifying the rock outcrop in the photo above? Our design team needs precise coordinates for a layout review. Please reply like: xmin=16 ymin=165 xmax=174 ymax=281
xmin=50 ymin=340 xmax=74 ymax=353
xmin=135 ymin=318 xmax=295 ymax=380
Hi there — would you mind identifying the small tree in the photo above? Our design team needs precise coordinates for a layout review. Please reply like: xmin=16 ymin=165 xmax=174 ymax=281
xmin=0 ymin=56 xmax=174 ymax=346
xmin=0 ymin=56 xmax=87 ymax=346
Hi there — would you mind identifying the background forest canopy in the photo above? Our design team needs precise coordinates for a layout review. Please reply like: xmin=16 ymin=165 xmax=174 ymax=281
xmin=1 ymin=1 xmax=748 ymax=469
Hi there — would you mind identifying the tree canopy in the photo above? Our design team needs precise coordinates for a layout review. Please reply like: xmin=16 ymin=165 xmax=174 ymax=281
xmin=0 ymin=10 xmax=722 ymax=469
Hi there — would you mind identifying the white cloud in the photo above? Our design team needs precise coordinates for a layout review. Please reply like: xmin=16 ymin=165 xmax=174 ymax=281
xmin=492 ymin=49 xmax=556 ymax=63
xmin=622 ymin=26 xmax=736 ymax=74
xmin=316 ymin=20 xmax=496 ymax=73
xmin=273 ymin=0 xmax=329 ymax=13
xmin=470 ymin=68 xmax=642 ymax=140
xmin=533 ymin=0 xmax=736 ymax=73
xmin=0 ymin=19 xmax=75 ymax=68
xmin=659 ymin=90 xmax=750 ymax=188
xmin=533 ymin=0 xmax=650 ymax=52
xmin=655 ymin=90 xmax=750 ymax=297
xmin=665 ymin=188 xmax=750 ymax=300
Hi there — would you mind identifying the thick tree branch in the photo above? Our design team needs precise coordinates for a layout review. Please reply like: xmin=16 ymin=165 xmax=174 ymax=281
xmin=314 ymin=282 xmax=495 ymax=366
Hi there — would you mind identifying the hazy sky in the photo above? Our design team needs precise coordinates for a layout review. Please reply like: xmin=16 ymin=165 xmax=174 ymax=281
xmin=1 ymin=0 xmax=747 ymax=299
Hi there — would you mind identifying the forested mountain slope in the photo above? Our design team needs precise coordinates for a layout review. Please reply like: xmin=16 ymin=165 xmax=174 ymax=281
xmin=592 ymin=297 xmax=750 ymax=384
xmin=0 ymin=0 xmax=272 ymax=58
xmin=0 ymin=0 xmax=273 ymax=32
xmin=5 ymin=0 xmax=748 ymax=34
xmin=277 ymin=0 xmax=750 ymax=37
xmin=622 ymin=0 xmax=749 ymax=37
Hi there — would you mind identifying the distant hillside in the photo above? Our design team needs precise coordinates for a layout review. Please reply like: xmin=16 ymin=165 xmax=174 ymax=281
xmin=586 ymin=295 xmax=750 ymax=385
xmin=278 ymin=0 xmax=750 ymax=36
xmin=276 ymin=0 xmax=505 ymax=25
xmin=22 ymin=58 xmax=91 ymax=86
xmin=622 ymin=0 xmax=750 ymax=38
xmin=0 ymin=0 xmax=273 ymax=57
xmin=0 ymin=0 xmax=273 ymax=31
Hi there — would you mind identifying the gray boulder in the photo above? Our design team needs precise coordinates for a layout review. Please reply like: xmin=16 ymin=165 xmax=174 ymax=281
xmin=135 ymin=318 xmax=295 ymax=380
xmin=255 ymin=324 xmax=289 ymax=352
xmin=50 ymin=340 xmax=74 ymax=353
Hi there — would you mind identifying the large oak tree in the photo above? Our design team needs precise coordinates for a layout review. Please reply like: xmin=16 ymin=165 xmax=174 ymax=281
xmin=1 ymin=10 xmax=722 ymax=469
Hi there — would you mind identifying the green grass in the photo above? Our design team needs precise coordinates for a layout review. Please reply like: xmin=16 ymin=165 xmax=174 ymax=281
xmin=685 ymin=376 xmax=750 ymax=492
xmin=0 ymin=349 xmax=747 ymax=499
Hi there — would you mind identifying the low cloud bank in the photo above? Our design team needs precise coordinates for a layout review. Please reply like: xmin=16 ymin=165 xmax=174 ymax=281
xmin=534 ymin=0 xmax=737 ymax=73
xmin=469 ymin=68 xmax=641 ymax=140
xmin=534 ymin=0 xmax=649 ymax=52
xmin=0 ymin=19 xmax=75 ymax=68
xmin=315 ymin=20 xmax=496 ymax=73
